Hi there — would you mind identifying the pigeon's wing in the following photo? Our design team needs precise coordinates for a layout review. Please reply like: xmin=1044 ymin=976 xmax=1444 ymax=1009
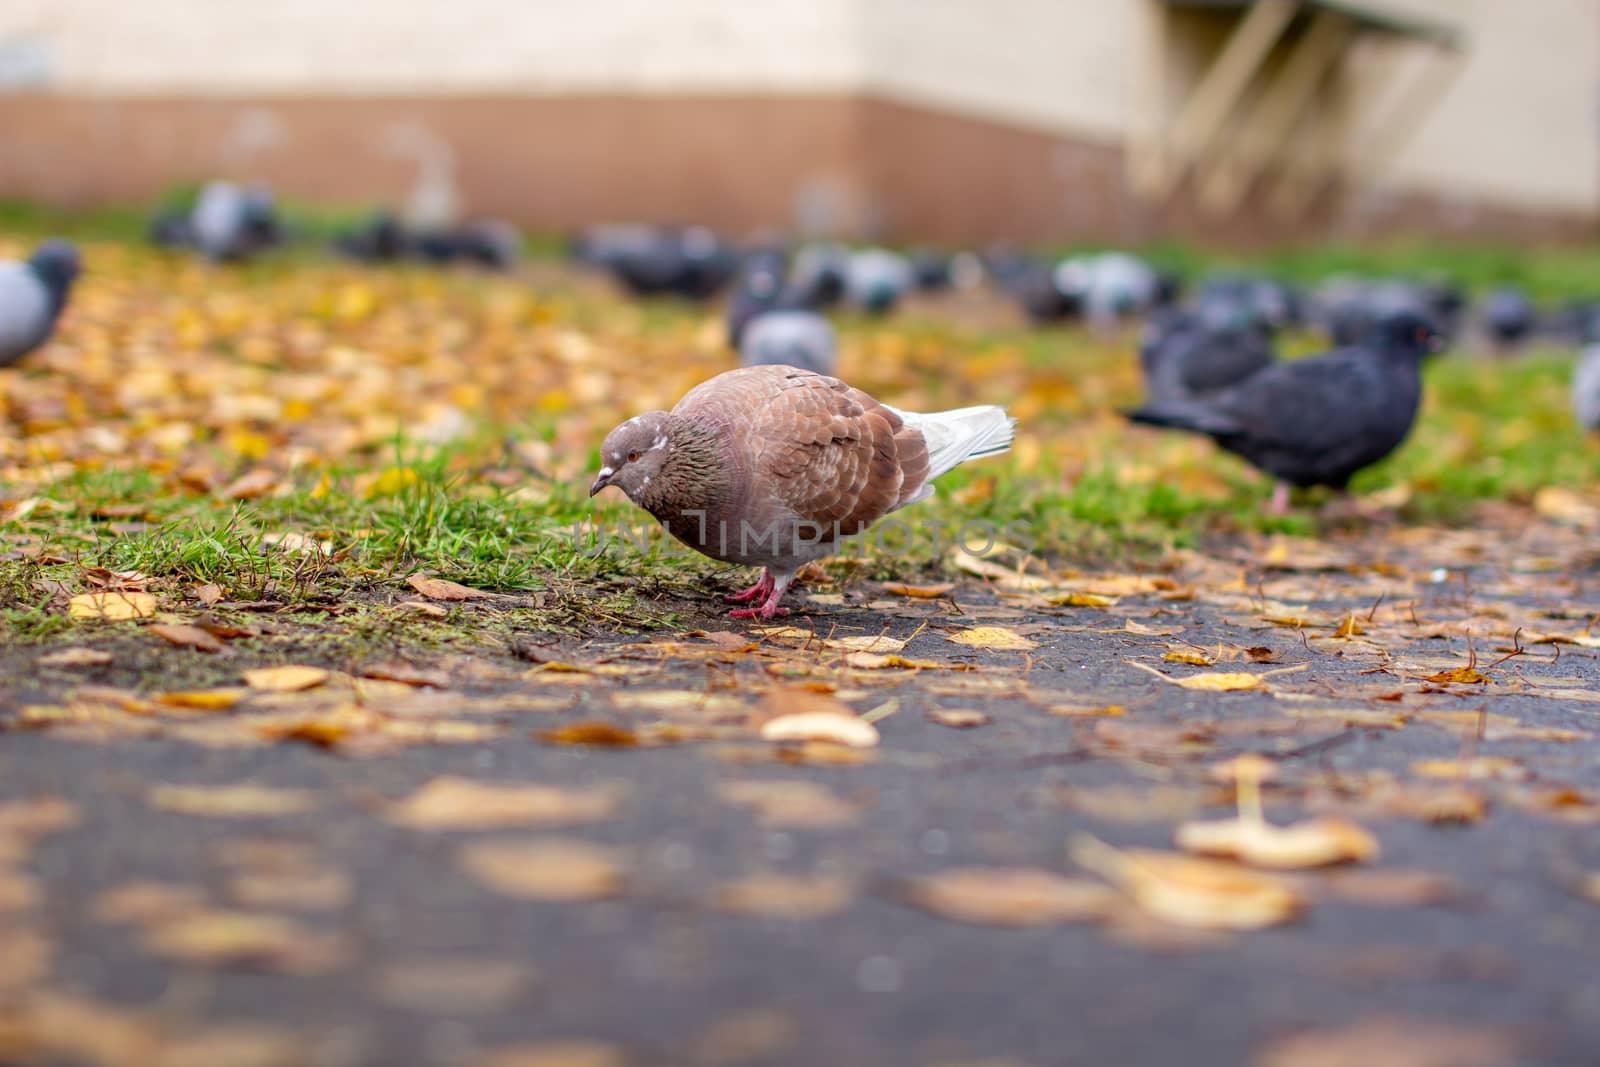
xmin=678 ymin=366 xmax=927 ymax=536
xmin=0 ymin=264 xmax=52 ymax=364
xmin=1211 ymin=351 xmax=1383 ymax=450
xmin=1178 ymin=329 xmax=1274 ymax=395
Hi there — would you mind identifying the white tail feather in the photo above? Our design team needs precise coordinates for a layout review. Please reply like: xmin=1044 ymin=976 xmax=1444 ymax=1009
xmin=886 ymin=404 xmax=1016 ymax=507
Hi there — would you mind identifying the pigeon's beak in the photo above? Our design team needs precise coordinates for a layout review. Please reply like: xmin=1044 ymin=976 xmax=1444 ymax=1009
xmin=588 ymin=467 xmax=614 ymax=497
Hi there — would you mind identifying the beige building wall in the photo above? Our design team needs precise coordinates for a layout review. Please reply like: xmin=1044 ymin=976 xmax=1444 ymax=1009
xmin=1349 ymin=0 xmax=1599 ymax=216
xmin=0 ymin=0 xmax=1595 ymax=238
xmin=0 ymin=0 xmax=869 ymax=93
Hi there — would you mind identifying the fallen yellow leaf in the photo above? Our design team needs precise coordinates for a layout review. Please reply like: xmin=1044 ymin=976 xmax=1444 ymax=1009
xmin=1176 ymin=817 xmax=1379 ymax=869
xmin=903 ymin=868 xmax=1117 ymax=927
xmin=1070 ymin=836 xmax=1302 ymax=930
xmin=946 ymin=626 xmax=1038 ymax=651
xmin=243 ymin=665 xmax=331 ymax=692
xmin=388 ymin=777 xmax=621 ymax=830
xmin=147 ymin=784 xmax=317 ymax=818
xmin=458 ymin=839 xmax=625 ymax=901
xmin=713 ymin=874 xmax=854 ymax=919
xmin=67 ymin=591 xmax=157 ymax=621
xmin=155 ymin=688 xmax=248 ymax=711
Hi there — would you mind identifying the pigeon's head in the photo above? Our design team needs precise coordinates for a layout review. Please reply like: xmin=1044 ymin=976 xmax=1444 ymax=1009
xmin=591 ymin=411 xmax=672 ymax=500
xmin=27 ymin=240 xmax=81 ymax=300
xmin=1374 ymin=309 xmax=1446 ymax=361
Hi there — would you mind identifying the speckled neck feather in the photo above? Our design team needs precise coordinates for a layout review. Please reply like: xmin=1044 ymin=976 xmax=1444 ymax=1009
xmin=638 ymin=417 xmax=733 ymax=545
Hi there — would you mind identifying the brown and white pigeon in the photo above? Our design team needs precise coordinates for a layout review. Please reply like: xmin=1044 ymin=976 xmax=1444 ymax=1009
xmin=590 ymin=365 xmax=1016 ymax=619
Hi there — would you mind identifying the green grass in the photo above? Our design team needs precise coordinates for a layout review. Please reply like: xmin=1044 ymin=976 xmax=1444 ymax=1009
xmin=2 ymin=214 xmax=1598 ymax=648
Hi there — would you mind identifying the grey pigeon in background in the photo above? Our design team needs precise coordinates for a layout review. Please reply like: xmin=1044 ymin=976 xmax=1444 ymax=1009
xmin=590 ymin=365 xmax=1015 ymax=619
xmin=740 ymin=311 xmax=838 ymax=377
xmin=845 ymin=248 xmax=912 ymax=314
xmin=1126 ymin=309 xmax=1442 ymax=514
xmin=0 ymin=239 xmax=81 ymax=367
xmin=1482 ymin=286 xmax=1536 ymax=349
xmin=191 ymin=180 xmax=283 ymax=262
xmin=1574 ymin=345 xmax=1600 ymax=432
xmin=1056 ymin=252 xmax=1161 ymax=328
xmin=1139 ymin=304 xmax=1275 ymax=405
xmin=789 ymin=244 xmax=850 ymax=309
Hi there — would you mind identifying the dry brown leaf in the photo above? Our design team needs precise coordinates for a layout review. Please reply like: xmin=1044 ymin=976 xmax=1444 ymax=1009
xmin=147 ymin=784 xmax=317 ymax=818
xmin=1533 ymin=485 xmax=1600 ymax=525
xmin=903 ymin=868 xmax=1116 ymax=927
xmin=1424 ymin=667 xmax=1491 ymax=685
xmin=228 ymin=869 xmax=351 ymax=912
xmin=1163 ymin=650 xmax=1216 ymax=666
xmin=946 ymin=626 xmax=1038 ymax=651
xmin=373 ymin=958 xmax=530 ymax=1014
xmin=881 ymin=581 xmax=956 ymax=598
xmin=1410 ymin=757 xmax=1525 ymax=782
xmin=926 ymin=707 xmax=992 ymax=728
xmin=1176 ymin=817 xmax=1379 ymax=869
xmin=407 ymin=574 xmax=493 ymax=600
xmin=218 ymin=468 xmax=280 ymax=500
xmin=388 ymin=777 xmax=621 ymax=830
xmin=361 ymin=660 xmax=451 ymax=687
xmin=1071 ymin=836 xmax=1302 ymax=930
xmin=37 ymin=647 xmax=114 ymax=668
xmin=843 ymin=651 xmax=970 ymax=670
xmin=92 ymin=881 xmax=209 ymax=926
xmin=0 ymin=872 xmax=40 ymax=913
xmin=459 ymin=839 xmax=626 ymax=901
xmin=1043 ymin=703 xmax=1125 ymax=718
xmin=1051 ymin=591 xmax=1119 ymax=608
xmin=470 ymin=1040 xmax=626 ymax=1067
xmin=396 ymin=599 xmax=448 ymax=618
xmin=67 ymin=591 xmax=158 ymax=621
xmin=149 ymin=623 xmax=226 ymax=653
xmin=540 ymin=722 xmax=640 ymax=747
xmin=760 ymin=711 xmax=879 ymax=748
xmin=692 ymin=1008 xmax=798 ymax=1065
xmin=712 ymin=874 xmax=854 ymax=919
xmin=192 ymin=582 xmax=225 ymax=605
xmin=758 ymin=688 xmax=879 ymax=747
xmin=156 ymin=687 xmax=248 ymax=711
xmin=154 ymin=1025 xmax=307 ymax=1067
xmin=242 ymin=665 xmax=330 ymax=692
xmin=715 ymin=779 xmax=860 ymax=828
xmin=1257 ymin=1016 xmax=1519 ymax=1067
xmin=142 ymin=910 xmax=344 ymax=973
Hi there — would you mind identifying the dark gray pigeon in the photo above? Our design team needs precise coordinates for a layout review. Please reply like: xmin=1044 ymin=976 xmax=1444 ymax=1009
xmin=590 ymin=365 xmax=1015 ymax=619
xmin=739 ymin=310 xmax=837 ymax=377
xmin=1482 ymin=286 xmax=1535 ymax=349
xmin=1126 ymin=309 xmax=1441 ymax=513
xmin=1139 ymin=304 xmax=1275 ymax=404
xmin=0 ymin=239 xmax=80 ymax=367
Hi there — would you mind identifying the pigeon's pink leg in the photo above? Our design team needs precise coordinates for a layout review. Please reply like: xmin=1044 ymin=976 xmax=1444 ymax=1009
xmin=724 ymin=569 xmax=774 ymax=604
xmin=728 ymin=571 xmax=793 ymax=621
xmin=1269 ymin=482 xmax=1291 ymax=516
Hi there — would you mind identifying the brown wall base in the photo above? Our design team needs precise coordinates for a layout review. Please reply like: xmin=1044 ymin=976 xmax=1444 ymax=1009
xmin=0 ymin=92 xmax=1590 ymax=245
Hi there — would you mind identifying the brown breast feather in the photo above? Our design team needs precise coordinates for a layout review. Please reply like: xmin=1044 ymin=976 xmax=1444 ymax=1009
xmin=674 ymin=366 xmax=932 ymax=540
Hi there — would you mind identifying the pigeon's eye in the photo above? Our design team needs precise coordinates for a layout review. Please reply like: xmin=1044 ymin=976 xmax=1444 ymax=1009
xmin=627 ymin=450 xmax=640 ymax=463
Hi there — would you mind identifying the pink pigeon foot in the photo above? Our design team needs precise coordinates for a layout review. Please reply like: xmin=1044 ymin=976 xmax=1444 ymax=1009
xmin=724 ymin=569 xmax=774 ymax=604
xmin=1269 ymin=482 xmax=1291 ymax=516
xmin=728 ymin=603 xmax=790 ymax=620
xmin=726 ymin=570 xmax=794 ymax=620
